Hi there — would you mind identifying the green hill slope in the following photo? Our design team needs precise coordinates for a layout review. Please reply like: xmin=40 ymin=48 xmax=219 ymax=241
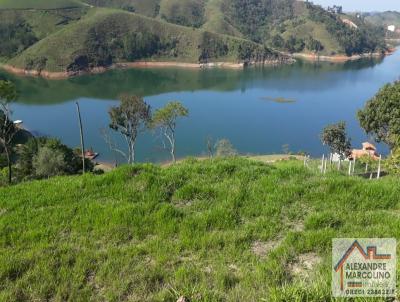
xmin=363 ymin=11 xmax=400 ymax=40
xmin=0 ymin=0 xmax=85 ymax=9
xmin=0 ymin=7 xmax=88 ymax=62
xmin=1 ymin=158 xmax=399 ymax=301
xmin=0 ymin=0 xmax=389 ymax=74
xmin=8 ymin=8 xmax=284 ymax=73
xmin=364 ymin=11 xmax=400 ymax=28
xmin=0 ymin=8 xmax=87 ymax=39
xmin=220 ymin=0 xmax=386 ymax=56
xmin=82 ymin=0 xmax=160 ymax=17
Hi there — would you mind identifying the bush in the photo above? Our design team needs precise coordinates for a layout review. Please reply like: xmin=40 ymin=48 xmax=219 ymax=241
xmin=15 ymin=137 xmax=92 ymax=181
xmin=24 ymin=56 xmax=48 ymax=72
xmin=0 ymin=153 xmax=7 ymax=169
xmin=306 ymin=36 xmax=324 ymax=52
xmin=0 ymin=167 xmax=8 ymax=186
xmin=214 ymin=139 xmax=237 ymax=157
xmin=385 ymin=149 xmax=400 ymax=175
xmin=33 ymin=146 xmax=66 ymax=178
xmin=271 ymin=34 xmax=284 ymax=49
xmin=284 ymin=36 xmax=305 ymax=53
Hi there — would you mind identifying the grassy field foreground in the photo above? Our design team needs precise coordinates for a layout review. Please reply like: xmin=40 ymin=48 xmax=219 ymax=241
xmin=0 ymin=157 xmax=399 ymax=301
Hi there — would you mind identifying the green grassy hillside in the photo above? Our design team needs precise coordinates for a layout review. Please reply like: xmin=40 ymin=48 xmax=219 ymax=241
xmin=0 ymin=8 xmax=87 ymax=39
xmin=222 ymin=0 xmax=385 ymax=56
xmin=0 ymin=7 xmax=88 ymax=62
xmin=0 ymin=158 xmax=399 ymax=301
xmin=0 ymin=0 xmax=389 ymax=74
xmin=364 ymin=11 xmax=400 ymax=28
xmin=363 ymin=11 xmax=400 ymax=40
xmin=83 ymin=0 xmax=160 ymax=17
xmin=9 ymin=8 xmax=282 ymax=72
xmin=160 ymin=0 xmax=205 ymax=28
xmin=0 ymin=0 xmax=84 ymax=9
xmin=201 ymin=0 xmax=243 ymax=37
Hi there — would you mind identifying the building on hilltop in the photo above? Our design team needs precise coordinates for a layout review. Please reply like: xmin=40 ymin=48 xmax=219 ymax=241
xmin=349 ymin=142 xmax=380 ymax=160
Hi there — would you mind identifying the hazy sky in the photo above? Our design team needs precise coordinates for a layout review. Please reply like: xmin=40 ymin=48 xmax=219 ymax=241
xmin=311 ymin=0 xmax=399 ymax=12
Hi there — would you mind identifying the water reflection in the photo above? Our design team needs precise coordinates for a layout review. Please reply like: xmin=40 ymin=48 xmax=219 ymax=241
xmin=0 ymin=56 xmax=385 ymax=105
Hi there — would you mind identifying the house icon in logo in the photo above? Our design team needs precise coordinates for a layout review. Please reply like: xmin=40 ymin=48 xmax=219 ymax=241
xmin=334 ymin=240 xmax=392 ymax=291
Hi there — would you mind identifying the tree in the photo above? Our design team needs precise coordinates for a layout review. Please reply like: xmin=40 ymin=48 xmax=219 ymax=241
xmin=215 ymin=139 xmax=237 ymax=157
xmin=284 ymin=36 xmax=305 ymax=53
xmin=320 ymin=121 xmax=351 ymax=159
xmin=282 ymin=144 xmax=291 ymax=155
xmin=271 ymin=34 xmax=284 ymax=49
xmin=358 ymin=154 xmax=378 ymax=179
xmin=385 ymin=149 xmax=400 ymax=175
xmin=358 ymin=82 xmax=400 ymax=150
xmin=25 ymin=56 xmax=48 ymax=73
xmin=306 ymin=36 xmax=324 ymax=53
xmin=151 ymin=102 xmax=188 ymax=162
xmin=0 ymin=21 xmax=37 ymax=59
xmin=0 ymin=80 xmax=18 ymax=184
xmin=15 ymin=137 xmax=38 ymax=180
xmin=33 ymin=146 xmax=66 ymax=178
xmin=206 ymin=136 xmax=214 ymax=158
xmin=15 ymin=137 xmax=92 ymax=181
xmin=108 ymin=95 xmax=151 ymax=164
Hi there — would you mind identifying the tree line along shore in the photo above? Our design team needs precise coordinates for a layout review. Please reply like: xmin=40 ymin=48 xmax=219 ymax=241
xmin=0 ymin=48 xmax=393 ymax=80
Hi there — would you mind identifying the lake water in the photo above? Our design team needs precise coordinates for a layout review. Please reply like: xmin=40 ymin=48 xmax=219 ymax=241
xmin=1 ymin=51 xmax=400 ymax=163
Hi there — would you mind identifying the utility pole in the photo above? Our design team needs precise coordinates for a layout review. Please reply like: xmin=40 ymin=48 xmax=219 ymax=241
xmin=76 ymin=102 xmax=86 ymax=174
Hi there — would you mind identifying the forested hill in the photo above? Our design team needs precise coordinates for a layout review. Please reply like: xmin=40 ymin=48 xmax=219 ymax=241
xmin=0 ymin=0 xmax=388 ymax=74
xmin=363 ymin=11 xmax=400 ymax=28
xmin=362 ymin=11 xmax=400 ymax=39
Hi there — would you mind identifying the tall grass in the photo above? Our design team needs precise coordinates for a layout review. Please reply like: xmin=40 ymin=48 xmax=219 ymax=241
xmin=0 ymin=157 xmax=399 ymax=301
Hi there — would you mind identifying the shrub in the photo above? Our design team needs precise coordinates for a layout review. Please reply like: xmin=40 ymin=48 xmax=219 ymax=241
xmin=0 ymin=167 xmax=8 ymax=186
xmin=214 ymin=139 xmax=237 ymax=157
xmin=0 ymin=153 xmax=7 ymax=169
xmin=33 ymin=146 xmax=66 ymax=178
xmin=385 ymin=149 xmax=400 ymax=175
xmin=15 ymin=137 xmax=92 ymax=180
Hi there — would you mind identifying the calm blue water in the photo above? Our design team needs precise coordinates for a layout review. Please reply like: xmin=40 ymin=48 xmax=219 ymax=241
xmin=2 ymin=50 xmax=399 ymax=163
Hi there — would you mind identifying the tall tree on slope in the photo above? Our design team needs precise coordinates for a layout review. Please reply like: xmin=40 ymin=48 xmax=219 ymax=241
xmin=0 ymin=80 xmax=18 ymax=184
xmin=108 ymin=95 xmax=151 ymax=164
xmin=151 ymin=102 xmax=188 ymax=163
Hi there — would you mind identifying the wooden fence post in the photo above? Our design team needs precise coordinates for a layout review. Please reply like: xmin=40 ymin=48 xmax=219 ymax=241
xmin=348 ymin=160 xmax=352 ymax=176
xmin=377 ymin=155 xmax=382 ymax=179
